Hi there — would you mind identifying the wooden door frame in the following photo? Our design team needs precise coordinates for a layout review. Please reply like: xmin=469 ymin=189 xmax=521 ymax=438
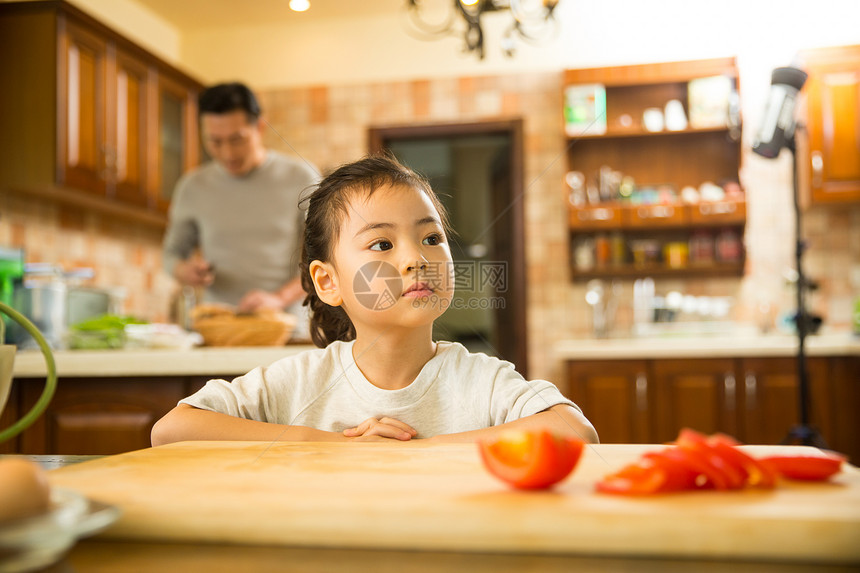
xmin=368 ymin=119 xmax=528 ymax=375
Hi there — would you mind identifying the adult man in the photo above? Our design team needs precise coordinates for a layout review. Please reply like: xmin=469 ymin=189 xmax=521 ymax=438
xmin=162 ymin=83 xmax=318 ymax=321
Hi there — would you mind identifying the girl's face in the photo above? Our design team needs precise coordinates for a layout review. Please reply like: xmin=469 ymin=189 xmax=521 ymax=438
xmin=311 ymin=183 xmax=455 ymax=335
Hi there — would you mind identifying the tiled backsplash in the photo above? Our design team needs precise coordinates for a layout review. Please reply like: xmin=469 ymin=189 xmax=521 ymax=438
xmin=2 ymin=70 xmax=858 ymax=381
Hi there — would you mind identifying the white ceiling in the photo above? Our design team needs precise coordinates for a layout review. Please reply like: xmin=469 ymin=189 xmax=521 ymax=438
xmin=134 ymin=0 xmax=403 ymax=30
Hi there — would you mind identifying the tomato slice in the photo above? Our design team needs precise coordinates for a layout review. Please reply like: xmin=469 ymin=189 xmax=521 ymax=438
xmin=676 ymin=428 xmax=745 ymax=490
xmin=479 ymin=430 xmax=585 ymax=490
xmin=595 ymin=460 xmax=668 ymax=495
xmin=760 ymin=453 xmax=846 ymax=481
xmin=708 ymin=433 xmax=776 ymax=489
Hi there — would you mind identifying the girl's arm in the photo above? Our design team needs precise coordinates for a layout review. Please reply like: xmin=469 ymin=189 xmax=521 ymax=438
xmin=151 ymin=404 xmax=344 ymax=446
xmin=425 ymin=404 xmax=599 ymax=444
xmin=150 ymin=404 xmax=418 ymax=446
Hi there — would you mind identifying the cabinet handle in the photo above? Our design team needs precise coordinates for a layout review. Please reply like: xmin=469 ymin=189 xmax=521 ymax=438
xmin=723 ymin=372 xmax=736 ymax=411
xmin=811 ymin=151 xmax=823 ymax=188
xmin=578 ymin=208 xmax=613 ymax=222
xmin=745 ymin=372 xmax=757 ymax=410
xmin=638 ymin=205 xmax=674 ymax=219
xmin=635 ymin=373 xmax=648 ymax=411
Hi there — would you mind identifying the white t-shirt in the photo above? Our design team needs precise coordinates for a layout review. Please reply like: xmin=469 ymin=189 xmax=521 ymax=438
xmin=180 ymin=340 xmax=578 ymax=438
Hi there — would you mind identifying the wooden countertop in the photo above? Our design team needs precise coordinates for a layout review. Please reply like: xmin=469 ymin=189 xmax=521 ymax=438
xmin=12 ymin=344 xmax=316 ymax=378
xmin=555 ymin=332 xmax=860 ymax=361
xmin=48 ymin=441 xmax=860 ymax=565
xmin=11 ymin=332 xmax=859 ymax=378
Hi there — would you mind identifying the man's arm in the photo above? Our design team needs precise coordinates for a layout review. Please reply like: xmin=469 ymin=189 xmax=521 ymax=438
xmin=425 ymin=404 xmax=599 ymax=444
xmin=237 ymin=277 xmax=304 ymax=313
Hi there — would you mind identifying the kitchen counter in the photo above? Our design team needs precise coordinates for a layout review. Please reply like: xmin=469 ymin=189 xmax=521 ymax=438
xmin=46 ymin=441 xmax=860 ymax=566
xmin=11 ymin=344 xmax=316 ymax=378
xmin=555 ymin=331 xmax=860 ymax=361
xmin=11 ymin=333 xmax=859 ymax=378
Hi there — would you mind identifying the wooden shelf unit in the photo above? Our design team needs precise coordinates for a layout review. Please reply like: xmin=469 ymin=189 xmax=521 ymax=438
xmin=564 ymin=58 xmax=745 ymax=281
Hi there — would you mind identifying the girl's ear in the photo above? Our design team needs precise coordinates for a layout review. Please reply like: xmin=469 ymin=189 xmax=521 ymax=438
xmin=309 ymin=260 xmax=342 ymax=307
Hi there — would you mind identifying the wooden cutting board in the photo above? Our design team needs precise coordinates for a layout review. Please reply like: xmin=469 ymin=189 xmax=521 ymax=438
xmin=49 ymin=441 xmax=860 ymax=564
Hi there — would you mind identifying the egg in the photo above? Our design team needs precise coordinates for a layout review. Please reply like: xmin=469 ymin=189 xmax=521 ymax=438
xmin=0 ymin=457 xmax=51 ymax=523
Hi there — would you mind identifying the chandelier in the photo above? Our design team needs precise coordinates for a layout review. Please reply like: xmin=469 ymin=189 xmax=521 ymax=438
xmin=404 ymin=0 xmax=561 ymax=60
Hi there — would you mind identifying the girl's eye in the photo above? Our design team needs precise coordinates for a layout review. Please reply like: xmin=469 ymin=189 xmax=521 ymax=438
xmin=369 ymin=240 xmax=393 ymax=252
xmin=423 ymin=233 xmax=443 ymax=246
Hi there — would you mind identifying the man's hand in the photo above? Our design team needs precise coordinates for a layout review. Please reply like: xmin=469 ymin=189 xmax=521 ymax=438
xmin=343 ymin=417 xmax=418 ymax=441
xmin=238 ymin=289 xmax=287 ymax=313
xmin=174 ymin=258 xmax=214 ymax=287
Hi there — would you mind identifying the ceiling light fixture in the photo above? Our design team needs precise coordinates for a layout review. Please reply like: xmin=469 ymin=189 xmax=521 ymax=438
xmin=289 ymin=0 xmax=310 ymax=12
xmin=404 ymin=0 xmax=560 ymax=60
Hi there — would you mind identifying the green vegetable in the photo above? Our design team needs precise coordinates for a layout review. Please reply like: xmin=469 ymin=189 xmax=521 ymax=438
xmin=69 ymin=314 xmax=148 ymax=332
xmin=67 ymin=314 xmax=148 ymax=350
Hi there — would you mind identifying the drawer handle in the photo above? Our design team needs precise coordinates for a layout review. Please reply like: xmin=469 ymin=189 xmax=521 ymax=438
xmin=635 ymin=373 xmax=648 ymax=411
xmin=724 ymin=372 xmax=736 ymax=411
xmin=700 ymin=202 xmax=736 ymax=216
xmin=578 ymin=208 xmax=613 ymax=222
xmin=638 ymin=206 xmax=674 ymax=219
xmin=811 ymin=151 xmax=823 ymax=188
xmin=745 ymin=372 xmax=757 ymax=410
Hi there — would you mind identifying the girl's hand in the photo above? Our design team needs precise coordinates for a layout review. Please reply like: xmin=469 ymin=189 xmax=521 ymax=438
xmin=343 ymin=417 xmax=417 ymax=441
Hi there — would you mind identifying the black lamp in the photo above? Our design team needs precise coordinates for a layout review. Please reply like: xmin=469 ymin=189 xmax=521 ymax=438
xmin=752 ymin=66 xmax=827 ymax=448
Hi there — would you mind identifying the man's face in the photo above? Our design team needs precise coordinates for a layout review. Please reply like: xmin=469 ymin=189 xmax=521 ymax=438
xmin=200 ymin=110 xmax=265 ymax=177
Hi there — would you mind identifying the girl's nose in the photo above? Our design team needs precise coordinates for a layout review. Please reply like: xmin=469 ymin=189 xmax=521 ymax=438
xmin=404 ymin=248 xmax=429 ymax=273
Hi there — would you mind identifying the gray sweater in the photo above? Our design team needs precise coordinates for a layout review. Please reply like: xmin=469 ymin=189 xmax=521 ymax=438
xmin=162 ymin=151 xmax=319 ymax=306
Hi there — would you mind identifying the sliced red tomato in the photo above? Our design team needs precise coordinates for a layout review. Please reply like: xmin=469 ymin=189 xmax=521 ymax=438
xmin=595 ymin=459 xmax=668 ymax=495
xmin=760 ymin=453 xmax=846 ymax=482
xmin=708 ymin=433 xmax=776 ymax=489
xmin=676 ymin=428 xmax=745 ymax=490
xmin=479 ymin=429 xmax=584 ymax=490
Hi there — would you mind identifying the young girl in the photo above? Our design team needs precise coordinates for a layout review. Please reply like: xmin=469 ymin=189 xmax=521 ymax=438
xmin=151 ymin=155 xmax=597 ymax=445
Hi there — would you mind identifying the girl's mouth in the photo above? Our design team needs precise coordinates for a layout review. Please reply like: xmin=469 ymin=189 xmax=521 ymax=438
xmin=402 ymin=282 xmax=434 ymax=298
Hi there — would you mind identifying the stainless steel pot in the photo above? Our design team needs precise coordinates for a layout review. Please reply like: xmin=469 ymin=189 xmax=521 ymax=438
xmin=9 ymin=277 xmax=67 ymax=349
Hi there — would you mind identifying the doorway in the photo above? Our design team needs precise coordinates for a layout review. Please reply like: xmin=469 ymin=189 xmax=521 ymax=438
xmin=369 ymin=120 xmax=527 ymax=375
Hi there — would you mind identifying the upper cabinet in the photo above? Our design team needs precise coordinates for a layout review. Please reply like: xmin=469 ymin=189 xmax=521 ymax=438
xmin=562 ymin=58 xmax=745 ymax=281
xmin=799 ymin=45 xmax=860 ymax=205
xmin=0 ymin=1 xmax=203 ymax=226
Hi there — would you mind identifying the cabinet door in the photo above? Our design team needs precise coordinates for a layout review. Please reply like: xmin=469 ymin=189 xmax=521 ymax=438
xmin=740 ymin=357 xmax=830 ymax=447
xmin=826 ymin=356 xmax=860 ymax=462
xmin=60 ymin=19 xmax=107 ymax=195
xmin=18 ymin=377 xmax=186 ymax=455
xmin=802 ymin=45 xmax=860 ymax=204
xmin=651 ymin=359 xmax=739 ymax=443
xmin=153 ymin=74 xmax=199 ymax=212
xmin=0 ymin=384 xmax=20 ymax=454
xmin=567 ymin=360 xmax=651 ymax=443
xmin=111 ymin=47 xmax=152 ymax=206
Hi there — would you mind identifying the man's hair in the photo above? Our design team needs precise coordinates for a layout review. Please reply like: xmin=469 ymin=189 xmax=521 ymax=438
xmin=198 ymin=82 xmax=261 ymax=122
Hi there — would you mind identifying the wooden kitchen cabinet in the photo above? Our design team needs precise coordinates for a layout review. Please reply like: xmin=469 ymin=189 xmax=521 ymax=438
xmin=566 ymin=355 xmax=857 ymax=461
xmin=153 ymin=73 xmax=199 ymax=213
xmin=651 ymin=359 xmax=739 ymax=443
xmin=0 ymin=1 xmax=202 ymax=226
xmin=0 ymin=384 xmax=21 ymax=454
xmin=563 ymin=58 xmax=745 ymax=282
xmin=799 ymin=45 xmax=860 ymax=204
xmin=10 ymin=375 xmax=215 ymax=455
xmin=738 ymin=357 xmax=831 ymax=448
xmin=566 ymin=360 xmax=652 ymax=444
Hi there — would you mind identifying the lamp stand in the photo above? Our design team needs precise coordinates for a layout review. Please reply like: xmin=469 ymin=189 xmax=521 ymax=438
xmin=780 ymin=132 xmax=828 ymax=449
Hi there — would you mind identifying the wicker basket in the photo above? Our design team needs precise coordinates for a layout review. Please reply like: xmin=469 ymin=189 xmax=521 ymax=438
xmin=192 ymin=305 xmax=297 ymax=346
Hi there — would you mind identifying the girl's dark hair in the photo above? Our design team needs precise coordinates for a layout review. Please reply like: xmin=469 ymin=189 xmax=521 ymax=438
xmin=299 ymin=154 xmax=450 ymax=348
